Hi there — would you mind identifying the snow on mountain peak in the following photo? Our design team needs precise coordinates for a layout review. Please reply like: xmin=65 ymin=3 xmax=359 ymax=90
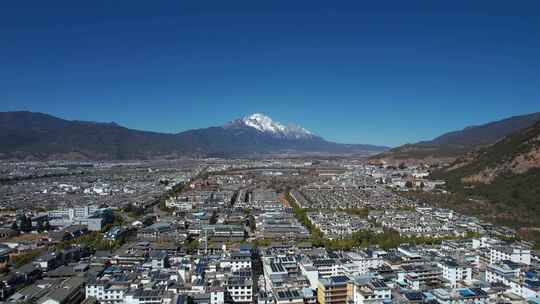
xmin=227 ymin=113 xmax=314 ymax=139
xmin=242 ymin=113 xmax=285 ymax=133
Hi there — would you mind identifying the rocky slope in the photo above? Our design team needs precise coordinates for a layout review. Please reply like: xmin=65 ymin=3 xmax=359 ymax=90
xmin=438 ymin=120 xmax=540 ymax=183
xmin=431 ymin=119 xmax=540 ymax=227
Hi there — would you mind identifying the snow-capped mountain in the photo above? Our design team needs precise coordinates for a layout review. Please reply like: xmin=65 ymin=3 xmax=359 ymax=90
xmin=225 ymin=113 xmax=315 ymax=139
xmin=0 ymin=111 xmax=389 ymax=160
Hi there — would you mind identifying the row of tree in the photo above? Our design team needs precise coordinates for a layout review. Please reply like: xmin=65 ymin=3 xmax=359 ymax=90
xmin=12 ymin=215 xmax=51 ymax=233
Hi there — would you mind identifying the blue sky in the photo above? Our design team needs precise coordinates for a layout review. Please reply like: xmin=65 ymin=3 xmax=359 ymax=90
xmin=1 ymin=1 xmax=539 ymax=147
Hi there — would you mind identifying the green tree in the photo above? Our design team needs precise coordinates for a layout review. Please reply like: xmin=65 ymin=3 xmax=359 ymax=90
xmin=19 ymin=215 xmax=32 ymax=233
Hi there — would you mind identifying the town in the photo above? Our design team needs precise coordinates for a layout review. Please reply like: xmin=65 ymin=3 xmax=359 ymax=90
xmin=2 ymin=0 xmax=539 ymax=303
xmin=0 ymin=158 xmax=538 ymax=304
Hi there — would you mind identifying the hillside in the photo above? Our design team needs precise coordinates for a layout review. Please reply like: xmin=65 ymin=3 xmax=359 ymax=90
xmin=372 ymin=112 xmax=540 ymax=164
xmin=431 ymin=119 xmax=540 ymax=228
xmin=0 ymin=111 xmax=187 ymax=160
xmin=0 ymin=111 xmax=387 ymax=160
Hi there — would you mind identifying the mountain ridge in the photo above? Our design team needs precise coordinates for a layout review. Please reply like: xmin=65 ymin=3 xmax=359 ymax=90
xmin=0 ymin=111 xmax=388 ymax=160
xmin=371 ymin=112 xmax=540 ymax=164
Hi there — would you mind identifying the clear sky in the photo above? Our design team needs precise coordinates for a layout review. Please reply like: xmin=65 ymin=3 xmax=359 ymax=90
xmin=1 ymin=1 xmax=539 ymax=147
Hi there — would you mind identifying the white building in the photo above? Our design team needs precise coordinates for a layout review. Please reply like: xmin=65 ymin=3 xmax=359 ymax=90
xmin=210 ymin=289 xmax=225 ymax=304
xmin=485 ymin=261 xmax=520 ymax=284
xmin=229 ymin=252 xmax=252 ymax=272
xmin=350 ymin=278 xmax=391 ymax=304
xmin=490 ymin=246 xmax=531 ymax=265
xmin=345 ymin=251 xmax=384 ymax=274
xmin=86 ymin=281 xmax=129 ymax=304
xmin=124 ymin=290 xmax=170 ymax=304
xmin=226 ymin=276 xmax=253 ymax=303
xmin=48 ymin=205 xmax=98 ymax=219
xmin=437 ymin=260 xmax=472 ymax=288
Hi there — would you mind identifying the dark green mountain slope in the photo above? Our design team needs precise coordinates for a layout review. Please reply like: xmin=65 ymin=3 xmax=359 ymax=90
xmin=431 ymin=119 xmax=540 ymax=227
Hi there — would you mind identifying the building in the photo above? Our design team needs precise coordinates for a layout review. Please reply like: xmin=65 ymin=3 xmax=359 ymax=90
xmin=33 ymin=252 xmax=64 ymax=271
xmin=36 ymin=277 xmax=86 ymax=304
xmin=399 ymin=264 xmax=442 ymax=291
xmin=274 ymin=289 xmax=304 ymax=304
xmin=48 ymin=206 xmax=98 ymax=222
xmin=490 ymin=246 xmax=531 ymax=265
xmin=226 ymin=273 xmax=253 ymax=303
xmin=485 ymin=260 xmax=521 ymax=284
xmin=350 ymin=277 xmax=391 ymax=304
xmin=0 ymin=228 xmax=18 ymax=240
xmin=228 ymin=252 xmax=252 ymax=272
xmin=431 ymin=288 xmax=489 ymax=304
xmin=49 ymin=206 xmax=113 ymax=231
xmin=437 ymin=259 xmax=472 ymax=288
xmin=86 ymin=276 xmax=131 ymax=304
xmin=124 ymin=289 xmax=168 ymax=304
xmin=317 ymin=275 xmax=351 ymax=304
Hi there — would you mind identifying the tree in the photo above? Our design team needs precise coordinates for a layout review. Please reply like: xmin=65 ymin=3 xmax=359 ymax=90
xmin=248 ymin=215 xmax=256 ymax=232
xmin=36 ymin=220 xmax=44 ymax=232
xmin=185 ymin=238 xmax=199 ymax=254
xmin=19 ymin=215 xmax=32 ymax=233
xmin=209 ymin=211 xmax=218 ymax=225
xmin=43 ymin=221 xmax=51 ymax=232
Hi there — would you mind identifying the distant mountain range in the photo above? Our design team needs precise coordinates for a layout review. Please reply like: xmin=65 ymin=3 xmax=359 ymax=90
xmin=0 ymin=112 xmax=388 ymax=160
xmin=372 ymin=112 xmax=540 ymax=164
